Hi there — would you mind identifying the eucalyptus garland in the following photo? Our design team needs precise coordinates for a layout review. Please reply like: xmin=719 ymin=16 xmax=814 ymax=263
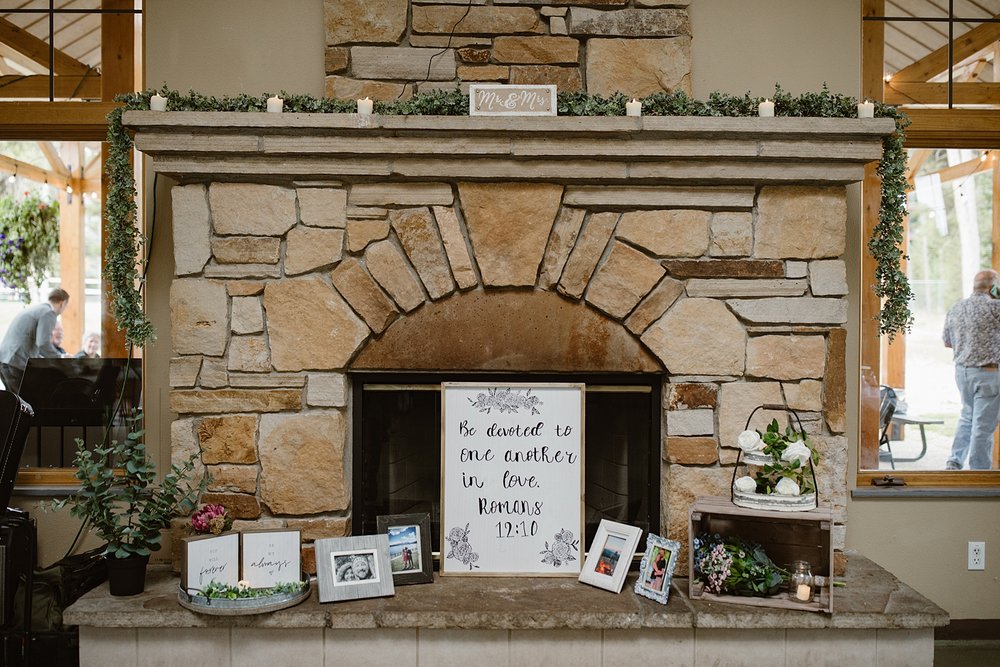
xmin=107 ymin=86 xmax=911 ymax=345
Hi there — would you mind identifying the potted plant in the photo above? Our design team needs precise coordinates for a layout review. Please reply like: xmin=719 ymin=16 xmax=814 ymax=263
xmin=52 ymin=414 xmax=205 ymax=596
xmin=731 ymin=411 xmax=820 ymax=512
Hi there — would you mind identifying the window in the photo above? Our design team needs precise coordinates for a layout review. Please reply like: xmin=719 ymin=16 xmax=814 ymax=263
xmin=860 ymin=0 xmax=1000 ymax=485
xmin=0 ymin=1 xmax=141 ymax=486
xmin=353 ymin=373 xmax=660 ymax=551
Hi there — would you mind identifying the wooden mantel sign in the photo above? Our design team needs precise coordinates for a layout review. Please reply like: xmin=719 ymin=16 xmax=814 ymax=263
xmin=441 ymin=383 xmax=584 ymax=576
xmin=469 ymin=84 xmax=557 ymax=116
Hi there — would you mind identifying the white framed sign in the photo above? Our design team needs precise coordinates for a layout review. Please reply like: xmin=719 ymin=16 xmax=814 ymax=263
xmin=469 ymin=84 xmax=557 ymax=116
xmin=241 ymin=529 xmax=301 ymax=588
xmin=182 ymin=532 xmax=240 ymax=594
xmin=441 ymin=382 xmax=584 ymax=576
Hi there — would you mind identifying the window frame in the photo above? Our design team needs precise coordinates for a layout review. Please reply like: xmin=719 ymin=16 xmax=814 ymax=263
xmin=1 ymin=1 xmax=140 ymax=487
xmin=859 ymin=0 xmax=1000 ymax=487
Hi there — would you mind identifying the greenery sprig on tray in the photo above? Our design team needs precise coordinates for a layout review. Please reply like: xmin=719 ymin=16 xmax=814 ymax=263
xmin=197 ymin=580 xmax=307 ymax=600
xmin=107 ymin=85 xmax=911 ymax=345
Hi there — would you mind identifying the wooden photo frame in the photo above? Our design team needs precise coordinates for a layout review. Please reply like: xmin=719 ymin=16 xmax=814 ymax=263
xmin=377 ymin=513 xmax=434 ymax=585
xmin=634 ymin=533 xmax=680 ymax=605
xmin=181 ymin=532 xmax=240 ymax=595
xmin=315 ymin=534 xmax=395 ymax=603
xmin=578 ymin=519 xmax=642 ymax=593
xmin=240 ymin=529 xmax=302 ymax=588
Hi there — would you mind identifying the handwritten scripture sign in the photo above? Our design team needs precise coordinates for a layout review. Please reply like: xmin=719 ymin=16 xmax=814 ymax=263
xmin=241 ymin=529 xmax=301 ymax=588
xmin=182 ymin=533 xmax=239 ymax=594
xmin=441 ymin=383 xmax=584 ymax=576
xmin=469 ymin=84 xmax=557 ymax=116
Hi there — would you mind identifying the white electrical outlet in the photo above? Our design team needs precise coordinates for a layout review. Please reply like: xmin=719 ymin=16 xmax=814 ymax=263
xmin=968 ymin=541 xmax=986 ymax=570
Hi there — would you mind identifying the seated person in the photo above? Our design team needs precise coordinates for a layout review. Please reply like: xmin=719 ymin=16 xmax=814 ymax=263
xmin=51 ymin=321 xmax=67 ymax=357
xmin=75 ymin=332 xmax=101 ymax=359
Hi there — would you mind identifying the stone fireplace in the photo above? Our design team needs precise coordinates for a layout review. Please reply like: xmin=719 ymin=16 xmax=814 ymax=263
xmin=128 ymin=112 xmax=893 ymax=569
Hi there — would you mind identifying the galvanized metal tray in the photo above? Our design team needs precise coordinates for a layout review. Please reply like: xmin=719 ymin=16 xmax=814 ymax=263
xmin=178 ymin=577 xmax=312 ymax=616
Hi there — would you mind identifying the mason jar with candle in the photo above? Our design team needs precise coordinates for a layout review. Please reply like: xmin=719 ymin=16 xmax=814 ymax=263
xmin=791 ymin=560 xmax=814 ymax=602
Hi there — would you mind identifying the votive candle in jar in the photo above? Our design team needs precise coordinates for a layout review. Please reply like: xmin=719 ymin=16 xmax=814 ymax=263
xmin=791 ymin=560 xmax=814 ymax=602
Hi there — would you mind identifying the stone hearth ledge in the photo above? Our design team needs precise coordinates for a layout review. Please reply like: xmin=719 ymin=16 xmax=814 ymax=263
xmin=64 ymin=553 xmax=946 ymax=631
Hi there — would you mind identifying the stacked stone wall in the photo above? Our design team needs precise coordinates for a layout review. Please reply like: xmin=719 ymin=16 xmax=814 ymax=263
xmin=324 ymin=0 xmax=691 ymax=99
xmin=169 ymin=177 xmax=849 ymax=570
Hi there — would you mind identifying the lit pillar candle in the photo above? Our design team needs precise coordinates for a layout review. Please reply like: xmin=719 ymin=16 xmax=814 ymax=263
xmin=357 ymin=97 xmax=374 ymax=115
xmin=758 ymin=99 xmax=775 ymax=117
xmin=795 ymin=583 xmax=812 ymax=601
xmin=857 ymin=100 xmax=875 ymax=118
xmin=625 ymin=98 xmax=642 ymax=117
xmin=266 ymin=95 xmax=284 ymax=113
xmin=149 ymin=94 xmax=167 ymax=112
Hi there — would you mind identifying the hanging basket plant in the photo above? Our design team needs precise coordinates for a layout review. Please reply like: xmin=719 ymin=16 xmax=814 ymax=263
xmin=105 ymin=85 xmax=912 ymax=345
xmin=0 ymin=190 xmax=59 ymax=303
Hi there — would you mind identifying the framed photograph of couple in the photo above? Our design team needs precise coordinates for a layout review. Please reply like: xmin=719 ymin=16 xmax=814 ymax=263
xmin=377 ymin=512 xmax=433 ymax=585
xmin=315 ymin=534 xmax=395 ymax=603
xmin=634 ymin=533 xmax=680 ymax=604
xmin=578 ymin=519 xmax=642 ymax=593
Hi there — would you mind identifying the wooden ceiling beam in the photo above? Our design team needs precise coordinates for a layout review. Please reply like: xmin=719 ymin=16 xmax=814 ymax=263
xmin=891 ymin=15 xmax=1000 ymax=82
xmin=930 ymin=152 xmax=995 ymax=183
xmin=905 ymin=148 xmax=932 ymax=182
xmin=38 ymin=140 xmax=68 ymax=175
xmin=0 ymin=154 xmax=69 ymax=189
xmin=0 ymin=73 xmax=100 ymax=99
xmin=0 ymin=16 xmax=91 ymax=76
xmin=884 ymin=81 xmax=1000 ymax=105
xmin=0 ymin=101 xmax=118 ymax=140
xmin=905 ymin=108 xmax=1000 ymax=148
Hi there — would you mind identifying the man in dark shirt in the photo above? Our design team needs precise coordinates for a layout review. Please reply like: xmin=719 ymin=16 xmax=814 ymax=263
xmin=943 ymin=270 xmax=1000 ymax=470
xmin=0 ymin=288 xmax=70 ymax=393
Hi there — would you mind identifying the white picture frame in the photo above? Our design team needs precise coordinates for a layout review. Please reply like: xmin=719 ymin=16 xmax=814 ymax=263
xmin=578 ymin=519 xmax=642 ymax=594
xmin=315 ymin=534 xmax=395 ymax=603
xmin=182 ymin=532 xmax=240 ymax=595
xmin=240 ymin=529 xmax=301 ymax=588
xmin=634 ymin=533 xmax=680 ymax=605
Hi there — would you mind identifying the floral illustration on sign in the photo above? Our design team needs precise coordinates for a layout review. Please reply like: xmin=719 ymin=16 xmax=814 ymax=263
xmin=445 ymin=523 xmax=480 ymax=570
xmin=468 ymin=387 xmax=543 ymax=415
xmin=540 ymin=529 xmax=579 ymax=567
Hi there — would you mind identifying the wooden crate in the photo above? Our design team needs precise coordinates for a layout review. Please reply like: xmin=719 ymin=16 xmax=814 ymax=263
xmin=688 ymin=496 xmax=833 ymax=613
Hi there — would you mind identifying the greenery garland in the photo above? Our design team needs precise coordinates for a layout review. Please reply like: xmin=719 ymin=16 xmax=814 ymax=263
xmin=107 ymin=85 xmax=911 ymax=346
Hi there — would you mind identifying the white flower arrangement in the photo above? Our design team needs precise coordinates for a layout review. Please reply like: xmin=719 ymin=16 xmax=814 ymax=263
xmin=732 ymin=417 xmax=819 ymax=511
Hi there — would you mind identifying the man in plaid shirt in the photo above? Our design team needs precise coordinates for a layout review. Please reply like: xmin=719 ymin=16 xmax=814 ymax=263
xmin=943 ymin=269 xmax=1000 ymax=470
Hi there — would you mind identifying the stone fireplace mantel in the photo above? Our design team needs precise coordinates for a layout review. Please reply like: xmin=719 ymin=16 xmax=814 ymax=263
xmin=126 ymin=112 xmax=893 ymax=187
xmin=128 ymin=110 xmax=896 ymax=592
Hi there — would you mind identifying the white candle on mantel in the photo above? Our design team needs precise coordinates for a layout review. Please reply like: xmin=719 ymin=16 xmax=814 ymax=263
xmin=149 ymin=94 xmax=167 ymax=112
xmin=758 ymin=99 xmax=775 ymax=117
xmin=857 ymin=100 xmax=875 ymax=119
xmin=266 ymin=95 xmax=284 ymax=113
xmin=795 ymin=583 xmax=812 ymax=602
xmin=625 ymin=98 xmax=642 ymax=117
xmin=357 ymin=97 xmax=374 ymax=115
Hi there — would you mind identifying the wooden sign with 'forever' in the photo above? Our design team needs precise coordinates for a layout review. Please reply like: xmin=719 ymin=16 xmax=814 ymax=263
xmin=440 ymin=383 xmax=584 ymax=576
